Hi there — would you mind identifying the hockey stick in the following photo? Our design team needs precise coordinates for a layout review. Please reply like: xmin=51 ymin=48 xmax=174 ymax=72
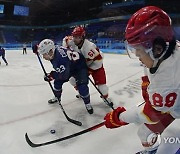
xmin=25 ymin=101 xmax=145 ymax=147
xmin=88 ymin=77 xmax=114 ymax=110
xmin=25 ymin=121 xmax=105 ymax=147
xmin=36 ymin=52 xmax=82 ymax=126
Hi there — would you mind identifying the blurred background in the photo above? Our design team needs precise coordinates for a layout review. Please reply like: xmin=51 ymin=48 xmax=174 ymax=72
xmin=0 ymin=0 xmax=179 ymax=53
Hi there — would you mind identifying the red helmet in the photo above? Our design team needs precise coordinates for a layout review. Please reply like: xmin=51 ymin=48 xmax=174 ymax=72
xmin=125 ymin=6 xmax=173 ymax=48
xmin=72 ymin=26 xmax=86 ymax=37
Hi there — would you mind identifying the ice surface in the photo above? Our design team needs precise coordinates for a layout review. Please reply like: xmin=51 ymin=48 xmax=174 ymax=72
xmin=0 ymin=50 xmax=179 ymax=154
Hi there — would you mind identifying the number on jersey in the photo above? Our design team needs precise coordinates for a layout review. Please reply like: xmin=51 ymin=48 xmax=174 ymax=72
xmin=152 ymin=92 xmax=177 ymax=107
xmin=67 ymin=50 xmax=80 ymax=61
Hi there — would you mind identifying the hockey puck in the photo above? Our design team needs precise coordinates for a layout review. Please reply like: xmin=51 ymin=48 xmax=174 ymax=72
xmin=76 ymin=94 xmax=80 ymax=98
xmin=50 ymin=129 xmax=56 ymax=134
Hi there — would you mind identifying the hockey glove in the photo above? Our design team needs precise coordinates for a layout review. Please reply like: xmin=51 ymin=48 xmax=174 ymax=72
xmin=32 ymin=44 xmax=38 ymax=54
xmin=44 ymin=72 xmax=54 ymax=82
xmin=104 ymin=107 xmax=128 ymax=129
xmin=141 ymin=76 xmax=150 ymax=101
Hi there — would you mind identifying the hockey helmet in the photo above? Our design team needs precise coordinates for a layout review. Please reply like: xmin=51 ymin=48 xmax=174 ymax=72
xmin=38 ymin=39 xmax=55 ymax=55
xmin=72 ymin=26 xmax=86 ymax=37
xmin=125 ymin=6 xmax=173 ymax=49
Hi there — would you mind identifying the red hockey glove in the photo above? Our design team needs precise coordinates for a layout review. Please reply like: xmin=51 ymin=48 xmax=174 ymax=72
xmin=141 ymin=76 xmax=150 ymax=101
xmin=44 ymin=72 xmax=54 ymax=82
xmin=104 ymin=107 xmax=128 ymax=129
xmin=32 ymin=44 xmax=38 ymax=54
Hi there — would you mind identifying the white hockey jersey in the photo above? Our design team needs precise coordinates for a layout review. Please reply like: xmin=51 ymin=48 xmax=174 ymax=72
xmin=120 ymin=42 xmax=180 ymax=124
xmin=147 ymin=42 xmax=180 ymax=119
xmin=62 ymin=36 xmax=103 ymax=70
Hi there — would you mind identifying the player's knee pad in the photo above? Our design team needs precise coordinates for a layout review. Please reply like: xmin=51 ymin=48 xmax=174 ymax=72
xmin=98 ymin=84 xmax=108 ymax=96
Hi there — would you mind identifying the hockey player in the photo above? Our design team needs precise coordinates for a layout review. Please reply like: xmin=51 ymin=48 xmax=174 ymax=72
xmin=33 ymin=39 xmax=93 ymax=114
xmin=0 ymin=46 xmax=8 ymax=66
xmin=62 ymin=26 xmax=113 ymax=107
xmin=104 ymin=6 xmax=180 ymax=154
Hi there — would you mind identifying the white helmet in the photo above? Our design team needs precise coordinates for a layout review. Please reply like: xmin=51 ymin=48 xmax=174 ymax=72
xmin=38 ymin=39 xmax=55 ymax=55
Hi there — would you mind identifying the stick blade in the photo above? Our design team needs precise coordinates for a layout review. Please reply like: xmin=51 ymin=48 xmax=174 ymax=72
xmin=25 ymin=133 xmax=40 ymax=148
xmin=68 ymin=118 xmax=82 ymax=126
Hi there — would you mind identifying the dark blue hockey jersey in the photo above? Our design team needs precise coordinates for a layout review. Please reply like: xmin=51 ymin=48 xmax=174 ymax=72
xmin=0 ymin=48 xmax=5 ymax=56
xmin=50 ymin=46 xmax=87 ymax=81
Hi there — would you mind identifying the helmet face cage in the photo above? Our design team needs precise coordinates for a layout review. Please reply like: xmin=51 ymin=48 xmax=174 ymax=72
xmin=38 ymin=39 xmax=55 ymax=55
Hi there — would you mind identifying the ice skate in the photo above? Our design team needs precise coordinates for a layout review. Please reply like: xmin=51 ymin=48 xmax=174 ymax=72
xmin=85 ymin=103 xmax=93 ymax=114
xmin=76 ymin=94 xmax=81 ymax=99
xmin=48 ymin=97 xmax=58 ymax=104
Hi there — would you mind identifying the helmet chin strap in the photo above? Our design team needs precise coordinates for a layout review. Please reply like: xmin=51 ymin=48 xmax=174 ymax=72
xmin=150 ymin=49 xmax=167 ymax=68
xmin=149 ymin=48 xmax=169 ymax=74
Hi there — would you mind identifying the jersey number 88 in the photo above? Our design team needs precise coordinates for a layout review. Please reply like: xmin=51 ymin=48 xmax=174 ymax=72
xmin=152 ymin=92 xmax=177 ymax=108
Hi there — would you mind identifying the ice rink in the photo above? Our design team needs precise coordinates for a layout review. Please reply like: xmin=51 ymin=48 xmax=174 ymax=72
xmin=0 ymin=49 xmax=179 ymax=154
